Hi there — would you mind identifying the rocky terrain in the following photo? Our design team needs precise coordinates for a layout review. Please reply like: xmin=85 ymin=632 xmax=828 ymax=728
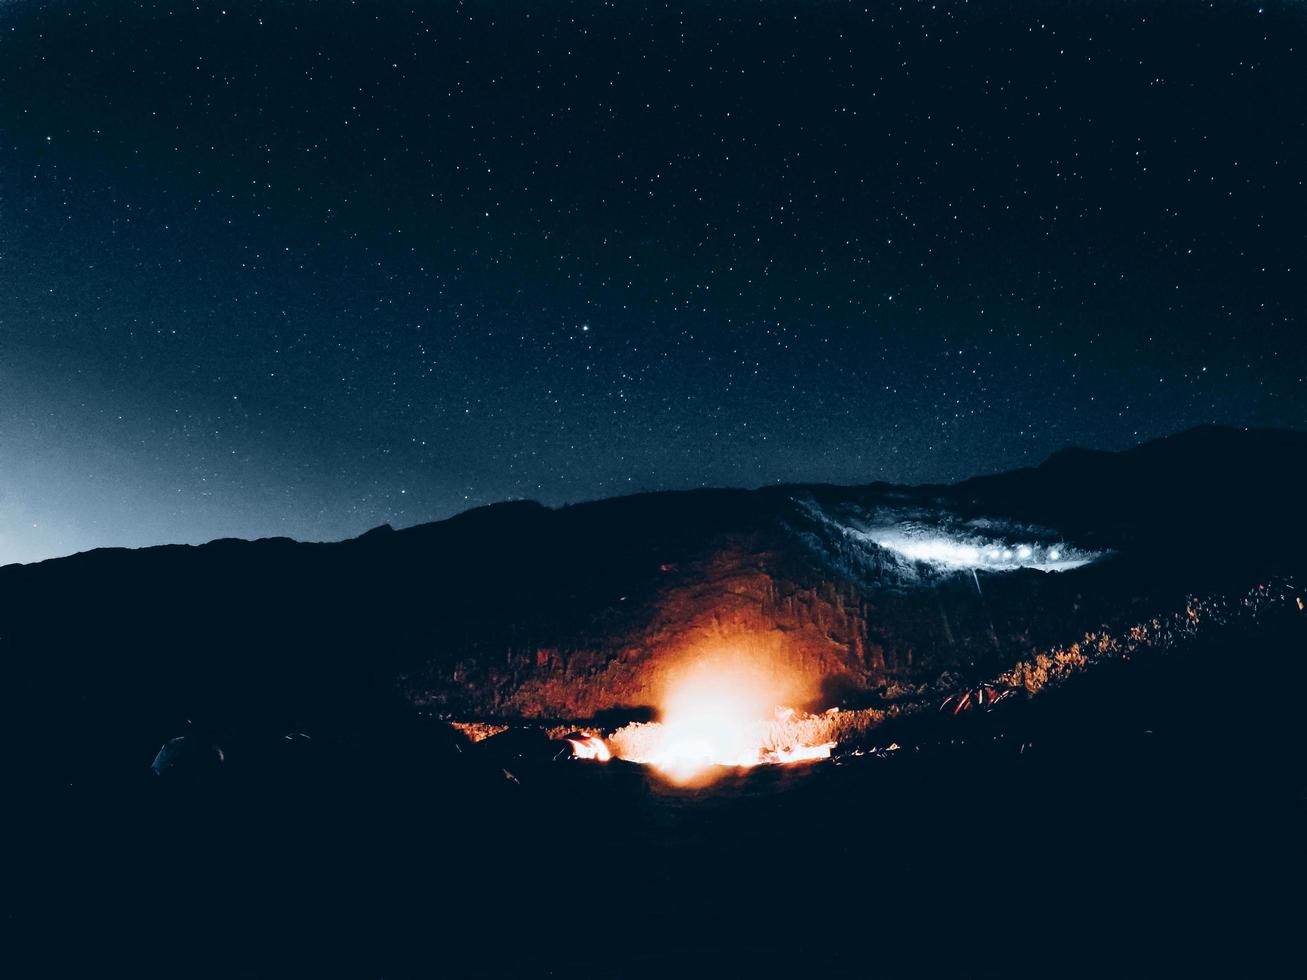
xmin=2 ymin=426 xmax=1304 ymax=784
xmin=6 ymin=425 xmax=1307 ymax=978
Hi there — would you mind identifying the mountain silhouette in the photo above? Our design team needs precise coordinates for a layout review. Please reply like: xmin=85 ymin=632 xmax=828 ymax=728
xmin=2 ymin=426 xmax=1304 ymax=791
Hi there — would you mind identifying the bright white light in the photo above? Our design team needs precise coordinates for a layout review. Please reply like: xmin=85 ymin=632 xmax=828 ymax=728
xmin=868 ymin=530 xmax=1097 ymax=573
xmin=875 ymin=537 xmax=992 ymax=567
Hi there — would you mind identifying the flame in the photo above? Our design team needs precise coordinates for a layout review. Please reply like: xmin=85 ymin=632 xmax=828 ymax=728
xmin=613 ymin=656 xmax=836 ymax=784
xmin=566 ymin=735 xmax=611 ymax=761
xmin=765 ymin=741 xmax=835 ymax=764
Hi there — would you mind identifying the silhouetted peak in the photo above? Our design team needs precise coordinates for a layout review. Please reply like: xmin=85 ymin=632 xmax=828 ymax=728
xmin=1035 ymin=444 xmax=1113 ymax=473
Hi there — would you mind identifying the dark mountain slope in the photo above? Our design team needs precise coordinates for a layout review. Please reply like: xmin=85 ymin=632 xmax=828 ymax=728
xmin=2 ymin=426 xmax=1304 ymax=789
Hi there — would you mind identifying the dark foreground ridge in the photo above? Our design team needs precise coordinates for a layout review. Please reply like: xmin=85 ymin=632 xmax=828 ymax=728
xmin=5 ymin=425 xmax=1307 ymax=976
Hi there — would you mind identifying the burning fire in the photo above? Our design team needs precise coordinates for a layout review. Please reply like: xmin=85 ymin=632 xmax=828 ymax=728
xmin=565 ymin=735 xmax=611 ymax=761
xmin=767 ymin=741 xmax=835 ymax=764
xmin=609 ymin=656 xmax=837 ymax=784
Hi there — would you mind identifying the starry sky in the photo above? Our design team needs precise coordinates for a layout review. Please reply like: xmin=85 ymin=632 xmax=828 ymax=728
xmin=2 ymin=0 xmax=1304 ymax=565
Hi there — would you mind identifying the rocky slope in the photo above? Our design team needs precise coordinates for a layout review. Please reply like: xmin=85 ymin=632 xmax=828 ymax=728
xmin=2 ymin=426 xmax=1304 ymax=778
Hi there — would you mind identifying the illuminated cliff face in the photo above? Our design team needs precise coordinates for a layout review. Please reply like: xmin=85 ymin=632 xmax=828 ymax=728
xmin=464 ymin=540 xmax=881 ymax=720
xmin=398 ymin=506 xmax=1111 ymax=723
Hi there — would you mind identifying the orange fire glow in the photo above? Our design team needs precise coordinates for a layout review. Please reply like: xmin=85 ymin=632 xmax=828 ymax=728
xmin=611 ymin=655 xmax=837 ymax=783
xmin=566 ymin=735 xmax=612 ymax=761
xmin=766 ymin=741 xmax=835 ymax=763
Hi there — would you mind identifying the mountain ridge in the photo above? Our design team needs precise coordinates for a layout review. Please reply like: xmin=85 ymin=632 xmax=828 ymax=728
xmin=2 ymin=424 xmax=1304 ymax=787
xmin=7 ymin=423 xmax=1297 ymax=572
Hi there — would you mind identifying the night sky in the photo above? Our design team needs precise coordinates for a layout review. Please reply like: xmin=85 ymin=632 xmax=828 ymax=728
xmin=2 ymin=1 xmax=1304 ymax=565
